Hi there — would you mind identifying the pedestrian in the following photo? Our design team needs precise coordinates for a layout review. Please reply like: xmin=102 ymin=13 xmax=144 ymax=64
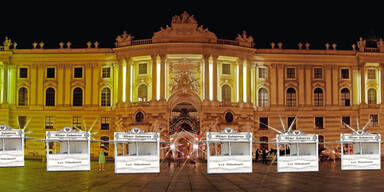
xmin=262 ymin=148 xmax=268 ymax=164
xmin=255 ymin=148 xmax=260 ymax=162
xmin=98 ymin=146 xmax=107 ymax=171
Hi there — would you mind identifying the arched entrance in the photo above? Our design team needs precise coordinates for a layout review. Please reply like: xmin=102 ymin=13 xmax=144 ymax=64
xmin=169 ymin=102 xmax=200 ymax=160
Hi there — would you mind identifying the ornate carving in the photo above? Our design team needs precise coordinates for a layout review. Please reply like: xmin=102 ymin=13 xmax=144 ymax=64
xmin=152 ymin=11 xmax=217 ymax=43
xmin=171 ymin=71 xmax=199 ymax=94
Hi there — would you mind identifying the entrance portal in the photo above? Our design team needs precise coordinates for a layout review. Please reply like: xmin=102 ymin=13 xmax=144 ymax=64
xmin=169 ymin=102 xmax=200 ymax=160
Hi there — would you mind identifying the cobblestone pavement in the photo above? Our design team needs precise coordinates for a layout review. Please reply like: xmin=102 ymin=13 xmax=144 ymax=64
xmin=0 ymin=160 xmax=383 ymax=192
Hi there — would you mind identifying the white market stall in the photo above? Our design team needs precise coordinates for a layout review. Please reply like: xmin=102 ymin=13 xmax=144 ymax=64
xmin=276 ymin=130 xmax=318 ymax=172
xmin=0 ymin=125 xmax=24 ymax=167
xmin=341 ymin=130 xmax=381 ymax=170
xmin=45 ymin=127 xmax=90 ymax=171
xmin=206 ymin=128 xmax=252 ymax=174
xmin=114 ymin=128 xmax=160 ymax=173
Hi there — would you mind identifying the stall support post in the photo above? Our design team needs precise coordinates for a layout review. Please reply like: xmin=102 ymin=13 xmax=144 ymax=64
xmin=229 ymin=142 xmax=231 ymax=156
xmin=2 ymin=138 xmax=4 ymax=151
xmin=297 ymin=143 xmax=299 ymax=157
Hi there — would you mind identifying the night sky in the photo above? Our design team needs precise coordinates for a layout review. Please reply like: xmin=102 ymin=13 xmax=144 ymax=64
xmin=1 ymin=3 xmax=383 ymax=50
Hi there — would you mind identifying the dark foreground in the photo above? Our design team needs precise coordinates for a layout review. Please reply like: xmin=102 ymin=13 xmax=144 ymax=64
xmin=0 ymin=160 xmax=383 ymax=192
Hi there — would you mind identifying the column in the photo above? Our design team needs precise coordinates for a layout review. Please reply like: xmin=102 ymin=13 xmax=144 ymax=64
xmin=238 ymin=58 xmax=244 ymax=102
xmin=203 ymin=55 xmax=210 ymax=101
xmin=57 ymin=64 xmax=64 ymax=105
xmin=151 ymin=55 xmax=157 ymax=101
xmin=304 ymin=65 xmax=312 ymax=105
xmin=2 ymin=63 xmax=8 ymax=104
xmin=126 ymin=57 xmax=131 ymax=103
xmin=92 ymin=63 xmax=99 ymax=106
xmin=212 ymin=55 xmax=218 ymax=101
xmin=277 ymin=64 xmax=284 ymax=105
xmin=64 ymin=64 xmax=71 ymax=105
xmin=117 ymin=59 xmax=124 ymax=103
xmin=160 ymin=55 xmax=166 ymax=100
xmin=30 ymin=64 xmax=37 ymax=105
xmin=85 ymin=64 xmax=92 ymax=105
xmin=298 ymin=65 xmax=305 ymax=106
xmin=270 ymin=64 xmax=277 ymax=106
xmin=36 ymin=64 xmax=44 ymax=105
xmin=325 ymin=65 xmax=332 ymax=105
xmin=352 ymin=66 xmax=359 ymax=105
xmin=332 ymin=65 xmax=339 ymax=105
xmin=246 ymin=60 xmax=251 ymax=103
xmin=381 ymin=64 xmax=384 ymax=104
xmin=361 ymin=65 xmax=366 ymax=104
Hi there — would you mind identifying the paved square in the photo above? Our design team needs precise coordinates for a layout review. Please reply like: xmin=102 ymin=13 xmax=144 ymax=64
xmin=0 ymin=160 xmax=383 ymax=192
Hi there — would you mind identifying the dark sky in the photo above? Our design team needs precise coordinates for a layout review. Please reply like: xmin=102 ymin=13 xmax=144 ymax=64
xmin=1 ymin=3 xmax=383 ymax=50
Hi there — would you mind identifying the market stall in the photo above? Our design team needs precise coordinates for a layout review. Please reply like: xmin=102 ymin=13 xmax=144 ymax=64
xmin=114 ymin=128 xmax=160 ymax=173
xmin=341 ymin=130 xmax=381 ymax=170
xmin=45 ymin=127 xmax=90 ymax=171
xmin=206 ymin=128 xmax=252 ymax=174
xmin=0 ymin=125 xmax=24 ymax=167
xmin=276 ymin=130 xmax=318 ymax=172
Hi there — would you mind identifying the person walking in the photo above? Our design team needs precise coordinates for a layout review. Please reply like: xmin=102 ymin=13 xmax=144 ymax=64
xmin=98 ymin=146 xmax=107 ymax=171
xmin=255 ymin=148 xmax=260 ymax=162
xmin=261 ymin=148 xmax=268 ymax=164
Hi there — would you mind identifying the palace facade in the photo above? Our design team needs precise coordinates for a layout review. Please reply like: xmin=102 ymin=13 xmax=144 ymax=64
xmin=1 ymin=11 xmax=384 ymax=159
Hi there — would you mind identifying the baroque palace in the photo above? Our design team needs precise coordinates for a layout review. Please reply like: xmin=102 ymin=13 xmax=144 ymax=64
xmin=1 ymin=11 xmax=384 ymax=159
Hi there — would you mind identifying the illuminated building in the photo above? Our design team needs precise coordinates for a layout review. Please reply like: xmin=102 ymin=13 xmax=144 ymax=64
xmin=1 ymin=11 xmax=383 ymax=159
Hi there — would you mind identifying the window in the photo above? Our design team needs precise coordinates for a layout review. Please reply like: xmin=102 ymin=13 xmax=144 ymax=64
xmin=286 ymin=68 xmax=296 ymax=79
xmin=341 ymin=68 xmax=349 ymax=79
xmin=342 ymin=116 xmax=350 ymax=129
xmin=259 ymin=117 xmax=268 ymax=130
xmin=258 ymin=88 xmax=268 ymax=107
xmin=101 ymin=117 xmax=110 ymax=130
xmin=341 ymin=88 xmax=350 ymax=106
xmin=315 ymin=117 xmax=323 ymax=129
xmin=258 ymin=67 xmax=267 ymax=79
xmin=45 ymin=88 xmax=55 ymax=106
xmin=314 ymin=68 xmax=322 ymax=79
xmin=314 ymin=88 xmax=323 ymax=106
xmin=46 ymin=68 xmax=55 ymax=78
xmin=368 ymin=69 xmax=376 ymax=80
xmin=288 ymin=117 xmax=296 ymax=130
xmin=18 ymin=87 xmax=28 ymax=106
xmin=221 ymin=85 xmax=231 ymax=103
xmin=370 ymin=114 xmax=378 ymax=127
xmin=74 ymin=67 xmax=83 ymax=78
xmin=224 ymin=112 xmax=234 ymax=123
xmin=102 ymin=67 xmax=111 ymax=78
xmin=222 ymin=63 xmax=231 ymax=74
xmin=138 ymin=63 xmax=147 ymax=75
xmin=101 ymin=87 xmax=111 ymax=106
xmin=135 ymin=111 xmax=144 ymax=122
xmin=368 ymin=88 xmax=377 ymax=104
xmin=138 ymin=84 xmax=147 ymax=102
xmin=100 ymin=136 xmax=109 ymax=155
xmin=73 ymin=87 xmax=83 ymax=106
xmin=286 ymin=88 xmax=296 ymax=106
xmin=19 ymin=68 xmax=28 ymax=78
xmin=72 ymin=116 xmax=81 ymax=129
xmin=260 ymin=136 xmax=268 ymax=150
xmin=45 ymin=116 xmax=54 ymax=129
xmin=18 ymin=116 xmax=26 ymax=129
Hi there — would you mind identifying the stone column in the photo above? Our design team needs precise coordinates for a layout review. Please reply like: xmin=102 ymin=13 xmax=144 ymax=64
xmin=117 ymin=59 xmax=124 ymax=103
xmin=352 ymin=66 xmax=359 ymax=105
xmin=57 ymin=64 xmax=65 ymax=105
xmin=92 ymin=63 xmax=99 ymax=106
xmin=203 ymin=55 xmax=210 ymax=101
xmin=270 ymin=64 xmax=277 ymax=106
xmin=381 ymin=64 xmax=384 ymax=104
xmin=246 ymin=59 xmax=252 ymax=103
xmin=151 ymin=55 xmax=157 ymax=101
xmin=85 ymin=63 xmax=93 ymax=106
xmin=332 ymin=65 xmax=339 ymax=105
xmin=212 ymin=55 xmax=218 ymax=101
xmin=36 ymin=64 xmax=44 ymax=105
xmin=126 ymin=57 xmax=131 ymax=103
xmin=2 ymin=62 xmax=8 ymax=104
xmin=325 ymin=65 xmax=332 ymax=105
xmin=277 ymin=64 xmax=284 ymax=105
xmin=160 ymin=55 xmax=166 ymax=100
xmin=361 ymin=65 xmax=366 ymax=104
xmin=238 ymin=58 xmax=244 ymax=102
xmin=30 ymin=64 xmax=37 ymax=105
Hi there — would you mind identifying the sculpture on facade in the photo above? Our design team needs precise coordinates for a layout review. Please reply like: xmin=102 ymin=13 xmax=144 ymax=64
xmin=170 ymin=71 xmax=200 ymax=94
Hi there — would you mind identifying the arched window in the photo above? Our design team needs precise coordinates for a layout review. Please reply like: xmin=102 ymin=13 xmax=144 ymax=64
xmin=314 ymin=88 xmax=323 ymax=106
xmin=138 ymin=84 xmax=147 ymax=102
xmin=286 ymin=88 xmax=296 ymax=106
xmin=368 ymin=88 xmax=377 ymax=104
xmin=45 ymin=88 xmax=55 ymax=106
xmin=221 ymin=85 xmax=231 ymax=103
xmin=260 ymin=136 xmax=268 ymax=150
xmin=73 ymin=87 xmax=83 ymax=106
xmin=18 ymin=87 xmax=28 ymax=106
xmin=101 ymin=87 xmax=111 ymax=106
xmin=258 ymin=88 xmax=268 ymax=107
xmin=341 ymin=88 xmax=350 ymax=106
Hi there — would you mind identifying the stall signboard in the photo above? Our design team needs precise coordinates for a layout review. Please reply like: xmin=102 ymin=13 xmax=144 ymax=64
xmin=46 ymin=127 xmax=90 ymax=171
xmin=276 ymin=130 xmax=319 ymax=172
xmin=341 ymin=131 xmax=381 ymax=170
xmin=207 ymin=128 xmax=252 ymax=174
xmin=0 ymin=125 xmax=24 ymax=167
xmin=114 ymin=128 xmax=160 ymax=174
